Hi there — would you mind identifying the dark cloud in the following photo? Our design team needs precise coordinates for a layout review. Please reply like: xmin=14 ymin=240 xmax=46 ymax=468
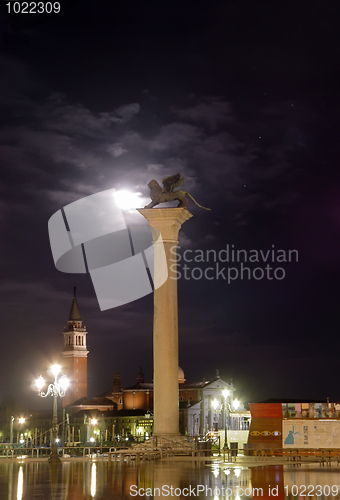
xmin=174 ymin=97 xmax=235 ymax=130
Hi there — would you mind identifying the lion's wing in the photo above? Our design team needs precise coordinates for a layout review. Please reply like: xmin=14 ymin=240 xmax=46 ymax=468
xmin=161 ymin=173 xmax=184 ymax=192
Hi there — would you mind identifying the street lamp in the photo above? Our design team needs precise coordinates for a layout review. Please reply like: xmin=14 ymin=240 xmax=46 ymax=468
xmin=10 ymin=416 xmax=14 ymax=445
xmin=18 ymin=417 xmax=26 ymax=447
xmin=35 ymin=364 xmax=69 ymax=464
xmin=10 ymin=417 xmax=26 ymax=446
xmin=222 ymin=389 xmax=230 ymax=449
xmin=90 ymin=418 xmax=98 ymax=444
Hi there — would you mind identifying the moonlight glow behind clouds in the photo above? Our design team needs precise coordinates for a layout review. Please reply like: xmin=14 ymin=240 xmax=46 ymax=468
xmin=114 ymin=191 xmax=144 ymax=211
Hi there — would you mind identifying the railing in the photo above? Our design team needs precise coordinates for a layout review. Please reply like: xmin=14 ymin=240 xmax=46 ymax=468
xmin=0 ymin=444 xmax=133 ymax=459
xmin=3 ymin=442 xmax=340 ymax=465
xmin=242 ymin=447 xmax=340 ymax=466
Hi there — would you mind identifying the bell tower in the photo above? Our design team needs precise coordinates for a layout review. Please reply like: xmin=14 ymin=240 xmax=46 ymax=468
xmin=62 ymin=287 xmax=89 ymax=407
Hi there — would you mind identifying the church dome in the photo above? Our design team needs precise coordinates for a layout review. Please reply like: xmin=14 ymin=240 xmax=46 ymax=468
xmin=178 ymin=366 xmax=185 ymax=384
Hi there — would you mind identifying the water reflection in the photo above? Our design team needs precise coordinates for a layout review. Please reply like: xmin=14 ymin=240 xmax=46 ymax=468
xmin=0 ymin=460 xmax=340 ymax=500
xmin=90 ymin=463 xmax=96 ymax=498
xmin=16 ymin=466 xmax=23 ymax=500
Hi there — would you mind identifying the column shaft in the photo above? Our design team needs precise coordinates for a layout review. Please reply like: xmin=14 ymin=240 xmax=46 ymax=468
xmin=137 ymin=208 xmax=192 ymax=437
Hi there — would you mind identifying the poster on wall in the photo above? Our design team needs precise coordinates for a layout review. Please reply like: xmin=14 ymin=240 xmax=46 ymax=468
xmin=283 ymin=420 xmax=340 ymax=448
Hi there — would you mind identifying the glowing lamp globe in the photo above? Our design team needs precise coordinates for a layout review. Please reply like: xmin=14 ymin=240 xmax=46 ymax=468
xmin=59 ymin=375 xmax=69 ymax=392
xmin=36 ymin=376 xmax=45 ymax=391
xmin=50 ymin=364 xmax=61 ymax=377
xmin=222 ymin=389 xmax=230 ymax=398
xmin=233 ymin=399 xmax=240 ymax=410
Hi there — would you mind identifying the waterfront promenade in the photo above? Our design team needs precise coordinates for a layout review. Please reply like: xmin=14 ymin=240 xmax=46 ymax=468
xmin=1 ymin=445 xmax=340 ymax=467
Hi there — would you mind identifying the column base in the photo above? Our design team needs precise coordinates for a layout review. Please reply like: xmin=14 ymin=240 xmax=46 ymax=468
xmin=48 ymin=454 xmax=61 ymax=465
xmin=133 ymin=435 xmax=194 ymax=454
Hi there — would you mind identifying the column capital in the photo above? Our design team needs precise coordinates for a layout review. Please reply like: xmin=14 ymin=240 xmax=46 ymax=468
xmin=137 ymin=208 xmax=193 ymax=242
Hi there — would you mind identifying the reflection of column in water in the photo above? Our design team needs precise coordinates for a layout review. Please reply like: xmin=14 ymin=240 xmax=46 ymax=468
xmin=102 ymin=462 xmax=148 ymax=497
xmin=122 ymin=463 xmax=139 ymax=497
xmin=153 ymin=463 xmax=181 ymax=498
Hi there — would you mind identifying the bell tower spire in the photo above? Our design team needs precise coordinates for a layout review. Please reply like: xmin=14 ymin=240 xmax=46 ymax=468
xmin=69 ymin=286 xmax=81 ymax=322
xmin=62 ymin=288 xmax=89 ymax=407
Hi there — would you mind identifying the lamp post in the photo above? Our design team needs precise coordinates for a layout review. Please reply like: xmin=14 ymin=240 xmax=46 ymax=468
xmin=35 ymin=364 xmax=69 ymax=464
xmin=209 ymin=394 xmax=242 ymax=451
xmin=10 ymin=416 xmax=14 ymax=446
xmin=222 ymin=389 xmax=230 ymax=449
xmin=90 ymin=418 xmax=98 ymax=445
xmin=224 ymin=395 xmax=241 ymax=451
xmin=18 ymin=417 xmax=26 ymax=448
xmin=9 ymin=417 xmax=26 ymax=447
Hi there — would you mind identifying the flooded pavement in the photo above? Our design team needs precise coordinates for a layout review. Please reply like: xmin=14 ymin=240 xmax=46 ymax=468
xmin=1 ymin=459 xmax=340 ymax=500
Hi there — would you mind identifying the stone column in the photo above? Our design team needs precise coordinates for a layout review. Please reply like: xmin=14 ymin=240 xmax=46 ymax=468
xmin=137 ymin=208 xmax=192 ymax=437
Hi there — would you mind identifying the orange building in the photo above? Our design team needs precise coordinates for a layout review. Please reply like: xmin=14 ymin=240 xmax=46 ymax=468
xmin=122 ymin=368 xmax=153 ymax=411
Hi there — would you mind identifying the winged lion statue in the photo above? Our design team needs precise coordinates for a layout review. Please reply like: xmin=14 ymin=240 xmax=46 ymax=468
xmin=144 ymin=173 xmax=211 ymax=210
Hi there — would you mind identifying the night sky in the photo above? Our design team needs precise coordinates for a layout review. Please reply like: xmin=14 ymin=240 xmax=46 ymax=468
xmin=1 ymin=1 xmax=340 ymax=410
